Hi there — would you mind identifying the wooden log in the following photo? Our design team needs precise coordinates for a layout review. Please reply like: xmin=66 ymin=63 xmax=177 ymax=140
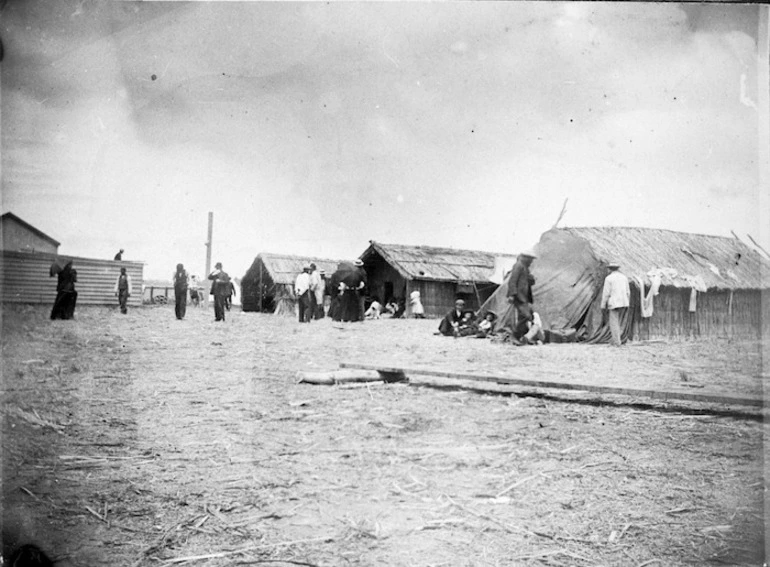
xmin=339 ymin=362 xmax=763 ymax=408
xmin=297 ymin=369 xmax=408 ymax=386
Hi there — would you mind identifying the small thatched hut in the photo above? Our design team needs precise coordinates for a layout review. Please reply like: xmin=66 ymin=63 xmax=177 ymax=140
xmin=240 ymin=253 xmax=342 ymax=315
xmin=359 ymin=241 xmax=517 ymax=318
xmin=479 ymin=227 xmax=770 ymax=341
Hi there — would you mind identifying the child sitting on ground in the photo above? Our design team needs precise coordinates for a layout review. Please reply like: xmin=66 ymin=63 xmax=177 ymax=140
xmin=475 ymin=312 xmax=497 ymax=338
xmin=456 ymin=310 xmax=479 ymax=337
xmin=365 ymin=298 xmax=383 ymax=319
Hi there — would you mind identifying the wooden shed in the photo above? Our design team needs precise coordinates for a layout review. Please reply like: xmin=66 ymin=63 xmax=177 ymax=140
xmin=240 ymin=253 xmax=342 ymax=315
xmin=359 ymin=241 xmax=517 ymax=318
xmin=1 ymin=250 xmax=144 ymax=307
xmin=480 ymin=226 xmax=770 ymax=341
xmin=1 ymin=212 xmax=60 ymax=254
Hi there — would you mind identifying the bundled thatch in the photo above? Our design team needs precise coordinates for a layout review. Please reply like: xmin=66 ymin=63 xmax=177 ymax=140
xmin=558 ymin=227 xmax=768 ymax=290
xmin=480 ymin=226 xmax=770 ymax=341
xmin=240 ymin=253 xmax=343 ymax=314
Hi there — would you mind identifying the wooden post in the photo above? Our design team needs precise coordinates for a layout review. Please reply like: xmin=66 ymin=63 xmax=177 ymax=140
xmin=258 ymin=258 xmax=263 ymax=312
xmin=204 ymin=212 xmax=213 ymax=307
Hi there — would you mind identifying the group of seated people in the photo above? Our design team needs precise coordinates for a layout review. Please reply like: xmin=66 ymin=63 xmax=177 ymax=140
xmin=364 ymin=297 xmax=405 ymax=319
xmin=437 ymin=298 xmax=544 ymax=345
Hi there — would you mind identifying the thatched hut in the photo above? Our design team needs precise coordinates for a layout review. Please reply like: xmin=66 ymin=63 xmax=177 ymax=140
xmin=479 ymin=227 xmax=770 ymax=341
xmin=240 ymin=253 xmax=342 ymax=315
xmin=359 ymin=241 xmax=517 ymax=318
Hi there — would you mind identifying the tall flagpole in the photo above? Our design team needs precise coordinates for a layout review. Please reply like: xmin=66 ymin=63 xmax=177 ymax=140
xmin=204 ymin=212 xmax=213 ymax=307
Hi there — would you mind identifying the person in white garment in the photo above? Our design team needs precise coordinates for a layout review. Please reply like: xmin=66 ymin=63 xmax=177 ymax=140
xmin=600 ymin=262 xmax=631 ymax=346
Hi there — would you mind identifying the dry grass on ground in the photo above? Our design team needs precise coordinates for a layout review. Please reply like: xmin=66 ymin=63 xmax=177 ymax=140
xmin=1 ymin=304 xmax=767 ymax=566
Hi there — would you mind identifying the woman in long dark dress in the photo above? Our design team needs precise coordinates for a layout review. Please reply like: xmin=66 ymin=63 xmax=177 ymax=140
xmin=173 ymin=263 xmax=188 ymax=320
xmin=50 ymin=261 xmax=77 ymax=320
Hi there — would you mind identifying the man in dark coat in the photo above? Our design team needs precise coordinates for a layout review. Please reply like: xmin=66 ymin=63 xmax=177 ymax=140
xmin=50 ymin=261 xmax=77 ymax=320
xmin=173 ymin=263 xmax=189 ymax=320
xmin=354 ymin=259 xmax=367 ymax=322
xmin=438 ymin=299 xmax=467 ymax=336
xmin=506 ymin=250 xmax=537 ymax=340
xmin=114 ymin=267 xmax=133 ymax=314
xmin=208 ymin=262 xmax=230 ymax=322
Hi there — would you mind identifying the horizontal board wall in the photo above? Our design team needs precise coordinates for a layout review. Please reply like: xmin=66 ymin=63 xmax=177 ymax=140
xmin=1 ymin=251 xmax=144 ymax=306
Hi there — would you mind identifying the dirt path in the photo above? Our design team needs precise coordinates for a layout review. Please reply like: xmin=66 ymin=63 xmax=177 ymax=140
xmin=1 ymin=305 xmax=766 ymax=566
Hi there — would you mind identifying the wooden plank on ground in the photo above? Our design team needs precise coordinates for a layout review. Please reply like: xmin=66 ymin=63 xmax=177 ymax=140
xmin=338 ymin=362 xmax=764 ymax=408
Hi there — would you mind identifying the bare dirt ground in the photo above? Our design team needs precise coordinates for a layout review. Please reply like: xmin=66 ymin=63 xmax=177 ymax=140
xmin=1 ymin=304 xmax=767 ymax=567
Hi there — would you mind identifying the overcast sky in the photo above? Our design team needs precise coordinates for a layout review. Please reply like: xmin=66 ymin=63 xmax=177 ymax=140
xmin=2 ymin=1 xmax=767 ymax=280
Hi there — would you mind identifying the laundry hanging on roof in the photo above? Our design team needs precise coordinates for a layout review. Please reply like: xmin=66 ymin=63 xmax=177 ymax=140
xmin=634 ymin=276 xmax=650 ymax=318
xmin=640 ymin=271 xmax=663 ymax=318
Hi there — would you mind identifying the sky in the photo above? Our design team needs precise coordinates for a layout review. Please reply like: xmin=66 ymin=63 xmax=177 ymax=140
xmin=1 ymin=1 xmax=767 ymax=281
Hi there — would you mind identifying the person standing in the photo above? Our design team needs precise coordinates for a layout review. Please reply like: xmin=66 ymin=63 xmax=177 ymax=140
xmin=355 ymin=259 xmax=367 ymax=322
xmin=308 ymin=263 xmax=321 ymax=319
xmin=225 ymin=280 xmax=236 ymax=311
xmin=114 ymin=267 xmax=133 ymax=314
xmin=314 ymin=269 xmax=327 ymax=319
xmin=601 ymin=262 xmax=631 ymax=346
xmin=208 ymin=262 xmax=231 ymax=322
xmin=114 ymin=249 xmax=124 ymax=261
xmin=173 ymin=263 xmax=189 ymax=320
xmin=506 ymin=250 xmax=537 ymax=341
xmin=295 ymin=266 xmax=312 ymax=323
xmin=409 ymin=290 xmax=425 ymax=318
xmin=50 ymin=260 xmax=78 ymax=320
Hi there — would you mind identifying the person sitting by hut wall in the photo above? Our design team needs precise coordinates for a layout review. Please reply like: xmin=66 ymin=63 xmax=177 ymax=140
xmin=456 ymin=310 xmax=479 ymax=337
xmin=520 ymin=311 xmax=545 ymax=345
xmin=437 ymin=299 xmax=467 ymax=336
xmin=365 ymin=297 xmax=383 ymax=319
xmin=475 ymin=312 xmax=497 ymax=338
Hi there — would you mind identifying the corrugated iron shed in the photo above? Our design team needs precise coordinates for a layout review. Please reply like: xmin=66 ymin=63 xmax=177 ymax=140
xmin=1 ymin=250 xmax=144 ymax=306
xmin=361 ymin=241 xmax=517 ymax=283
xmin=258 ymin=253 xmax=346 ymax=285
xmin=560 ymin=227 xmax=770 ymax=290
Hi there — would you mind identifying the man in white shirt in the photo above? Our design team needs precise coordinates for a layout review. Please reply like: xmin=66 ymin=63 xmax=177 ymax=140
xmin=601 ymin=262 xmax=631 ymax=346
xmin=308 ymin=263 xmax=322 ymax=320
xmin=295 ymin=266 xmax=312 ymax=323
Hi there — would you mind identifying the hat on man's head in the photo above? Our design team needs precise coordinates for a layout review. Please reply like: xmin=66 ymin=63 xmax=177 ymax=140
xmin=520 ymin=249 xmax=537 ymax=259
xmin=608 ymin=262 xmax=620 ymax=270
xmin=303 ymin=266 xmax=311 ymax=272
xmin=310 ymin=263 xmax=317 ymax=269
xmin=354 ymin=260 xmax=364 ymax=266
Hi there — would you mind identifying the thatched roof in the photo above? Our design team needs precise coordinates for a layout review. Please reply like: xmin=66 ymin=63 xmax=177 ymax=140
xmin=361 ymin=241 xmax=517 ymax=283
xmin=255 ymin=253 xmax=345 ymax=286
xmin=557 ymin=226 xmax=770 ymax=290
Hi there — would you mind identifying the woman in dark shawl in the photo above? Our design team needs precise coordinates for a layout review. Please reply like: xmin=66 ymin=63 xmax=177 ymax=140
xmin=50 ymin=261 xmax=77 ymax=320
